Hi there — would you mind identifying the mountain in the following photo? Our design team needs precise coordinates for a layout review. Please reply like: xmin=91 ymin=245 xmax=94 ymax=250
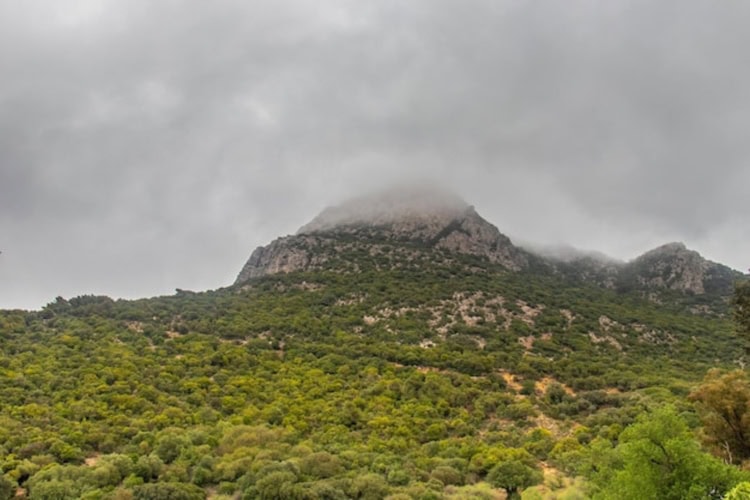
xmin=619 ymin=241 xmax=741 ymax=295
xmin=237 ymin=187 xmax=743 ymax=304
xmin=235 ymin=186 xmax=529 ymax=284
xmin=1 ymin=186 xmax=748 ymax=498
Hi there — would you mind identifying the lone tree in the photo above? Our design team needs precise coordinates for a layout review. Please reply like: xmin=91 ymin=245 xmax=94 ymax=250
xmin=486 ymin=459 xmax=542 ymax=500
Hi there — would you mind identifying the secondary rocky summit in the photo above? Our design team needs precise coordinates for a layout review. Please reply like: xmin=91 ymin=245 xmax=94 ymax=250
xmin=619 ymin=242 xmax=740 ymax=295
xmin=235 ymin=187 xmax=528 ymax=284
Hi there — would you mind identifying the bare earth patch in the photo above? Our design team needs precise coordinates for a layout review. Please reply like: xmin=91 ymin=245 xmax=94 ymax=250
xmin=498 ymin=371 xmax=523 ymax=392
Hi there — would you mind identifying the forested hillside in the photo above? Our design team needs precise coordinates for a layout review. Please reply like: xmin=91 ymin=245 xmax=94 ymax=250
xmin=0 ymin=190 xmax=748 ymax=499
xmin=1 ymin=241 xmax=749 ymax=498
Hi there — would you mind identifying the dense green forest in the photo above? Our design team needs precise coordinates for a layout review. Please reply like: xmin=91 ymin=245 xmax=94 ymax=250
xmin=1 ymin=249 xmax=749 ymax=499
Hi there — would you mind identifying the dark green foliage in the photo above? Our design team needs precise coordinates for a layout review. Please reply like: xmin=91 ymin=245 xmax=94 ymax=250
xmin=486 ymin=459 xmax=542 ymax=498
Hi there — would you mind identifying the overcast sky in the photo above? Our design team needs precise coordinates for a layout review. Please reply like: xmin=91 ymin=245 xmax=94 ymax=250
xmin=1 ymin=0 xmax=749 ymax=310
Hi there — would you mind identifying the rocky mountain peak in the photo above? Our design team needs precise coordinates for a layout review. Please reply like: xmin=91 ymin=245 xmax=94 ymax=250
xmin=623 ymin=241 xmax=740 ymax=295
xmin=523 ymin=240 xmax=743 ymax=298
xmin=234 ymin=187 xmax=528 ymax=284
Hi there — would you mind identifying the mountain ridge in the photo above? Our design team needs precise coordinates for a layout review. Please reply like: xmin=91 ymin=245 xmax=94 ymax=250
xmin=236 ymin=188 xmax=744 ymax=300
xmin=3 ymin=190 xmax=749 ymax=499
xmin=236 ymin=188 xmax=530 ymax=284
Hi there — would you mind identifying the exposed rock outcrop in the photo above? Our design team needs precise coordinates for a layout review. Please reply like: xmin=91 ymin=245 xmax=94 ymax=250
xmin=235 ymin=187 xmax=528 ymax=284
xmin=620 ymin=242 xmax=741 ymax=295
xmin=235 ymin=235 xmax=326 ymax=283
xmin=532 ymin=240 xmax=742 ymax=296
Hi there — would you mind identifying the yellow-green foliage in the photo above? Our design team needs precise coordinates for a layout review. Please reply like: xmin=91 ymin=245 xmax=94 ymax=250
xmin=0 ymin=257 xmax=744 ymax=496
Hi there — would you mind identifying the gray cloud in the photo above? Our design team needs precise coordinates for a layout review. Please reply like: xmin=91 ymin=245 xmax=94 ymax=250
xmin=2 ymin=0 xmax=749 ymax=309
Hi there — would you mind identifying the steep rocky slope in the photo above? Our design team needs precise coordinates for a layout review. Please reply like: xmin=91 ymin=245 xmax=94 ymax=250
xmin=544 ymin=242 xmax=743 ymax=300
xmin=236 ymin=187 xmax=529 ymax=284
xmin=619 ymin=242 xmax=741 ymax=295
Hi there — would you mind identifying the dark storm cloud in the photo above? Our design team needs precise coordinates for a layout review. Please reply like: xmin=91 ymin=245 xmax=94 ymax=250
xmin=1 ymin=0 xmax=749 ymax=309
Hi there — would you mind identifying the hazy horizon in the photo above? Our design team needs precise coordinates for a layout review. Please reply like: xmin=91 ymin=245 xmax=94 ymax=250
xmin=2 ymin=181 xmax=744 ymax=311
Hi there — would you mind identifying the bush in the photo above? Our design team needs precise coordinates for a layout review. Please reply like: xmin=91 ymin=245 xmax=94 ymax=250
xmin=132 ymin=482 xmax=206 ymax=500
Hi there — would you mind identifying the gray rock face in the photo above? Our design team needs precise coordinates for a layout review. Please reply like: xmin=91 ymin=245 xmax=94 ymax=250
xmin=621 ymin=242 xmax=740 ymax=295
xmin=234 ymin=187 xmax=528 ymax=284
xmin=235 ymin=235 xmax=323 ymax=284
xmin=525 ymin=241 xmax=742 ymax=296
xmin=428 ymin=207 xmax=527 ymax=270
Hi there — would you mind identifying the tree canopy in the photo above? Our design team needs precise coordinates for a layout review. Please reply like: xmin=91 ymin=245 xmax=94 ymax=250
xmin=591 ymin=406 xmax=745 ymax=500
